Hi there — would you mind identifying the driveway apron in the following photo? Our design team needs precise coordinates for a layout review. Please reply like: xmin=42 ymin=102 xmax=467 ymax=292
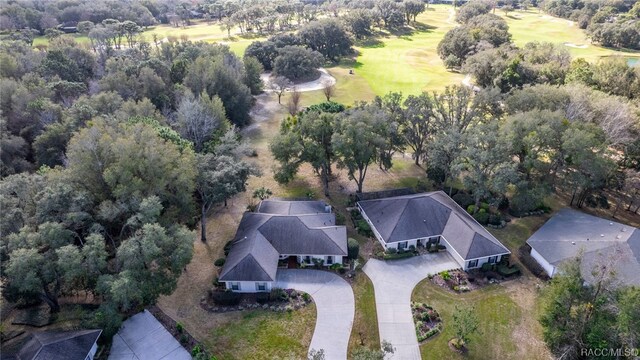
xmin=363 ymin=253 xmax=459 ymax=359
xmin=275 ymin=269 xmax=355 ymax=360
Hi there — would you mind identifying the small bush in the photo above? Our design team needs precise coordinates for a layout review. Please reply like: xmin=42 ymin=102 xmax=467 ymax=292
xmin=481 ymin=262 xmax=492 ymax=272
xmin=270 ymin=288 xmax=288 ymax=302
xmin=312 ymin=258 xmax=325 ymax=268
xmin=211 ymin=291 xmax=242 ymax=306
xmin=383 ymin=252 xmax=414 ymax=260
xmin=453 ymin=193 xmax=474 ymax=209
xmin=478 ymin=208 xmax=486 ymax=214
xmin=436 ymin=244 xmax=446 ymax=251
xmin=338 ymin=267 xmax=346 ymax=274
xmin=473 ymin=212 xmax=489 ymax=225
xmin=214 ymin=258 xmax=226 ymax=267
xmin=191 ymin=345 xmax=202 ymax=356
xmin=329 ymin=263 xmax=342 ymax=270
xmin=386 ymin=248 xmax=398 ymax=254
xmin=256 ymin=292 xmax=270 ymax=304
xmin=488 ymin=214 xmax=503 ymax=226
xmin=467 ymin=205 xmax=476 ymax=214
xmin=335 ymin=212 xmax=346 ymax=225
xmin=223 ymin=240 xmax=234 ymax=256
xmin=347 ymin=238 xmax=360 ymax=259
xmin=498 ymin=196 xmax=509 ymax=210
xmin=176 ymin=322 xmax=184 ymax=333
xmin=480 ymin=202 xmax=490 ymax=211
xmin=356 ymin=220 xmax=372 ymax=236
xmin=302 ymin=292 xmax=311 ymax=302
xmin=440 ymin=270 xmax=451 ymax=281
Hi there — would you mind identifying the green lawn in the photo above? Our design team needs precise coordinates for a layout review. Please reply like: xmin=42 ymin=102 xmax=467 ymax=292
xmin=348 ymin=273 xmax=380 ymax=355
xmin=206 ymin=304 xmax=316 ymax=360
xmin=354 ymin=5 xmax=464 ymax=95
xmin=502 ymin=10 xmax=640 ymax=62
xmin=413 ymin=281 xmax=536 ymax=360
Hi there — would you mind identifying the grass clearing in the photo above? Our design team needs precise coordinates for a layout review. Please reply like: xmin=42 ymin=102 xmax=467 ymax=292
xmin=206 ymin=305 xmax=316 ymax=360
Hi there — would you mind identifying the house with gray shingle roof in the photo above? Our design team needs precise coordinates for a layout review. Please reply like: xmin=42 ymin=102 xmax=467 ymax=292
xmin=10 ymin=329 xmax=102 ymax=360
xmin=526 ymin=208 xmax=640 ymax=286
xmin=220 ymin=200 xmax=347 ymax=292
xmin=357 ymin=191 xmax=510 ymax=270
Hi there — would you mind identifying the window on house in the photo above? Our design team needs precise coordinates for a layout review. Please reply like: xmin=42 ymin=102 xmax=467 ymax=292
xmin=230 ymin=282 xmax=240 ymax=291
xmin=304 ymin=256 xmax=311 ymax=264
xmin=256 ymin=282 xmax=266 ymax=291
xmin=326 ymin=256 xmax=333 ymax=265
xmin=488 ymin=256 xmax=496 ymax=264
xmin=398 ymin=241 xmax=408 ymax=250
xmin=469 ymin=259 xmax=478 ymax=268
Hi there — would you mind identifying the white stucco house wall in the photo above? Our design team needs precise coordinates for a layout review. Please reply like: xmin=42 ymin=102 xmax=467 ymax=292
xmin=358 ymin=191 xmax=511 ymax=270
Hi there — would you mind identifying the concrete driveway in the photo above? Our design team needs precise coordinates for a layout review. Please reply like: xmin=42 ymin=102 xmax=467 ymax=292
xmin=275 ymin=269 xmax=354 ymax=360
xmin=363 ymin=253 xmax=459 ymax=359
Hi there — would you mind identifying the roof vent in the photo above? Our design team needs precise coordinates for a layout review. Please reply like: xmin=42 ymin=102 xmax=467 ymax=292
xmin=572 ymin=241 xmax=576 ymax=245
xmin=622 ymin=228 xmax=627 ymax=232
xmin=609 ymin=222 xmax=613 ymax=226
xmin=601 ymin=234 xmax=604 ymax=237
xmin=616 ymin=235 xmax=621 ymax=239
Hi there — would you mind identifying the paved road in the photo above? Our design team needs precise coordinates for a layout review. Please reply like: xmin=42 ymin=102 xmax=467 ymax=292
xmin=363 ymin=254 xmax=459 ymax=360
xmin=276 ymin=269 xmax=355 ymax=360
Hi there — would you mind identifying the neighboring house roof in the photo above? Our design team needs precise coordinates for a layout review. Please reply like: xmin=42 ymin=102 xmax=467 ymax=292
xmin=109 ymin=310 xmax=191 ymax=360
xmin=358 ymin=191 xmax=510 ymax=260
xmin=16 ymin=329 xmax=101 ymax=360
xmin=526 ymin=208 xmax=640 ymax=286
xmin=220 ymin=201 xmax=347 ymax=282
xmin=256 ymin=199 xmax=329 ymax=215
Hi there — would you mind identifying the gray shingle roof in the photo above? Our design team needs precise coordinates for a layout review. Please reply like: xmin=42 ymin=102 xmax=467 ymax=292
xmin=526 ymin=208 xmax=640 ymax=286
xmin=358 ymin=191 xmax=510 ymax=260
xmin=17 ymin=330 xmax=101 ymax=360
xmin=220 ymin=200 xmax=347 ymax=282
xmin=257 ymin=200 xmax=329 ymax=215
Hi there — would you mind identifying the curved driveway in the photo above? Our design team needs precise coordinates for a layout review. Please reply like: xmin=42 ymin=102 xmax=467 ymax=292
xmin=275 ymin=269 xmax=354 ymax=360
xmin=363 ymin=253 xmax=459 ymax=359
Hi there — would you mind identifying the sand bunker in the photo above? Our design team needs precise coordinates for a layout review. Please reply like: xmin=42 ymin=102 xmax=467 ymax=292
xmin=261 ymin=68 xmax=336 ymax=92
xmin=564 ymin=42 xmax=589 ymax=49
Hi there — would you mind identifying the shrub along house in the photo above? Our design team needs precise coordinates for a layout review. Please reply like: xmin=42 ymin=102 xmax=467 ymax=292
xmin=358 ymin=191 xmax=511 ymax=270
xmin=219 ymin=200 xmax=347 ymax=293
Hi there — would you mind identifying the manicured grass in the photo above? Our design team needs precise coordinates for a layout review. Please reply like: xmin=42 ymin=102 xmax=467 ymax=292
xmin=502 ymin=10 xmax=640 ymax=62
xmin=413 ymin=281 xmax=548 ymax=360
xmin=354 ymin=5 xmax=464 ymax=95
xmin=206 ymin=305 xmax=316 ymax=360
xmin=348 ymin=274 xmax=380 ymax=355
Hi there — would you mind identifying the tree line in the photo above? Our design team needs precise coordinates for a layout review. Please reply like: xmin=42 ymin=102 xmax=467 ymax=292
xmin=272 ymin=83 xmax=639 ymax=218
xmin=1 ymin=28 xmax=263 ymax=336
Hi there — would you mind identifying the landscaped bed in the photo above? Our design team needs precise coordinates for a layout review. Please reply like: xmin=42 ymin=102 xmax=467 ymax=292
xmin=411 ymin=302 xmax=442 ymax=342
xmin=204 ymin=288 xmax=313 ymax=313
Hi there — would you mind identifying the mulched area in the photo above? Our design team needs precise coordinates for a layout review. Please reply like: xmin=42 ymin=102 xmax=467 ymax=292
xmin=148 ymin=305 xmax=199 ymax=353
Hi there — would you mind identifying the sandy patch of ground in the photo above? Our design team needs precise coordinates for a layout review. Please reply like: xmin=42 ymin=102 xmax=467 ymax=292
xmin=261 ymin=68 xmax=336 ymax=92
xmin=564 ymin=42 xmax=589 ymax=48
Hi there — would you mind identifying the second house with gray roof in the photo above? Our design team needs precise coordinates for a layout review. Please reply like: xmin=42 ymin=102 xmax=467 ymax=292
xmin=220 ymin=200 xmax=347 ymax=292
xmin=358 ymin=191 xmax=511 ymax=270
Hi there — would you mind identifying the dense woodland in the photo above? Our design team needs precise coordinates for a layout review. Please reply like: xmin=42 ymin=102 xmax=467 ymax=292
xmin=0 ymin=0 xmax=639 ymax=357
